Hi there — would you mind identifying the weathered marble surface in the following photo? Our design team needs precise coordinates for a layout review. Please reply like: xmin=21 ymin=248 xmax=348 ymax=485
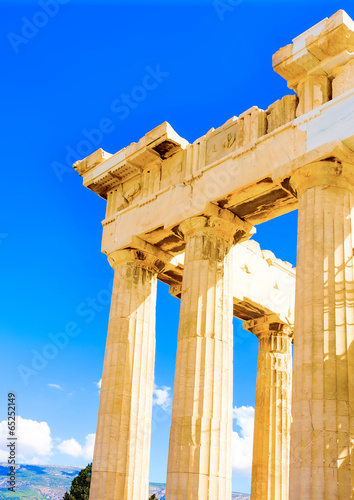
xmin=71 ymin=9 xmax=354 ymax=500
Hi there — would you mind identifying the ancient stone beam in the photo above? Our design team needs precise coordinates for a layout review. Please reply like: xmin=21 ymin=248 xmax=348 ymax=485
xmin=169 ymin=239 xmax=296 ymax=324
xmin=74 ymin=13 xmax=354 ymax=255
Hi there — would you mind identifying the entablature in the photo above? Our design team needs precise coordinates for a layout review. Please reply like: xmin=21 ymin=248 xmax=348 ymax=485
xmin=73 ymin=10 xmax=354 ymax=261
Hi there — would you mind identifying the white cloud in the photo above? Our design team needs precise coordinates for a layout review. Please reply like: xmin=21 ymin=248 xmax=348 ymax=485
xmin=232 ymin=405 xmax=254 ymax=477
xmin=0 ymin=416 xmax=95 ymax=465
xmin=95 ymin=379 xmax=102 ymax=390
xmin=58 ymin=433 xmax=95 ymax=461
xmin=83 ymin=433 xmax=95 ymax=460
xmin=0 ymin=416 xmax=53 ymax=464
xmin=153 ymin=384 xmax=172 ymax=410
xmin=48 ymin=383 xmax=62 ymax=390
xmin=57 ymin=438 xmax=83 ymax=457
xmin=17 ymin=417 xmax=53 ymax=457
xmin=27 ymin=456 xmax=50 ymax=465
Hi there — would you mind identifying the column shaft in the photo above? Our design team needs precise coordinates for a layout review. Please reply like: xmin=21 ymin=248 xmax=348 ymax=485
xmin=290 ymin=161 xmax=354 ymax=499
xmin=165 ymin=216 xmax=236 ymax=500
xmin=245 ymin=317 xmax=292 ymax=500
xmin=89 ymin=250 xmax=160 ymax=500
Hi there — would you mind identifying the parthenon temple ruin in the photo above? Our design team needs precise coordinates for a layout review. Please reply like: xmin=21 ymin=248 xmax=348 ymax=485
xmin=73 ymin=10 xmax=354 ymax=500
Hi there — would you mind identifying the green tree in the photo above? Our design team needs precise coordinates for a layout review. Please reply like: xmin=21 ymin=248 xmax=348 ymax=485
xmin=63 ymin=465 xmax=159 ymax=500
xmin=63 ymin=463 xmax=92 ymax=500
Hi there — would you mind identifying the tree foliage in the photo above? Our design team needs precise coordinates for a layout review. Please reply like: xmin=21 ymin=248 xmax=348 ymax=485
xmin=63 ymin=463 xmax=92 ymax=500
xmin=63 ymin=464 xmax=159 ymax=500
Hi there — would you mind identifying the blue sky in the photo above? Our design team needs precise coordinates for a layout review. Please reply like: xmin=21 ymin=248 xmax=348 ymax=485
xmin=0 ymin=0 xmax=352 ymax=494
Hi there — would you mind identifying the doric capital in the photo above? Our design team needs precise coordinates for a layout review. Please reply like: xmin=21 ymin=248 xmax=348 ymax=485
xmin=289 ymin=160 xmax=354 ymax=197
xmin=244 ymin=314 xmax=293 ymax=340
xmin=179 ymin=216 xmax=235 ymax=243
xmin=107 ymin=248 xmax=165 ymax=273
xmin=178 ymin=202 xmax=255 ymax=244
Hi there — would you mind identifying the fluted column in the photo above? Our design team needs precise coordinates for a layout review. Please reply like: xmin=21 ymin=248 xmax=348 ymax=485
xmin=89 ymin=249 xmax=163 ymax=500
xmin=289 ymin=160 xmax=354 ymax=499
xmin=244 ymin=315 xmax=292 ymax=500
xmin=166 ymin=209 xmax=253 ymax=500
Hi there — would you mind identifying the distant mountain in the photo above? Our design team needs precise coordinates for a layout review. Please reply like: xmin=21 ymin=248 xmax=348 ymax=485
xmin=0 ymin=463 xmax=250 ymax=500
xmin=0 ymin=463 xmax=80 ymax=500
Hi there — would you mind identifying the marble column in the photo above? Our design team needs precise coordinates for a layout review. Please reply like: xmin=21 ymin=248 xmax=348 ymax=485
xmin=89 ymin=249 xmax=163 ymax=500
xmin=289 ymin=160 xmax=354 ymax=499
xmin=244 ymin=315 xmax=292 ymax=500
xmin=166 ymin=211 xmax=252 ymax=500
